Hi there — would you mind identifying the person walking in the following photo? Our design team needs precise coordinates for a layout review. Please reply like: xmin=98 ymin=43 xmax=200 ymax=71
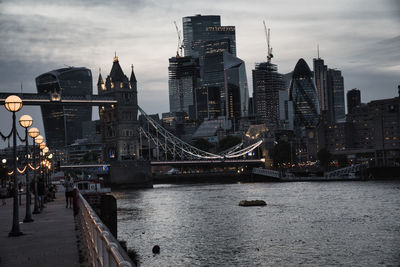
xmin=64 ymin=176 xmax=74 ymax=208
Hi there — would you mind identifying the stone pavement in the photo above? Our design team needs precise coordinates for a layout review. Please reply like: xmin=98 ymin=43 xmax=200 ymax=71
xmin=0 ymin=192 xmax=79 ymax=267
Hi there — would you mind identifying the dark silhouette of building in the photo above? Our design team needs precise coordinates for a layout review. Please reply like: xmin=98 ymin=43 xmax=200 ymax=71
xmin=346 ymin=88 xmax=361 ymax=114
xmin=98 ymin=55 xmax=139 ymax=161
xmin=35 ymin=67 xmax=92 ymax=149
xmin=328 ymin=69 xmax=345 ymax=122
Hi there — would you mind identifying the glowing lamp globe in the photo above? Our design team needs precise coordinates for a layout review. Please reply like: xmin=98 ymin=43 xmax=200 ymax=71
xmin=39 ymin=143 xmax=46 ymax=150
xmin=35 ymin=135 xmax=44 ymax=144
xmin=19 ymin=115 xmax=33 ymax=128
xmin=43 ymin=147 xmax=49 ymax=154
xmin=28 ymin=127 xmax=40 ymax=138
xmin=4 ymin=95 xmax=23 ymax=112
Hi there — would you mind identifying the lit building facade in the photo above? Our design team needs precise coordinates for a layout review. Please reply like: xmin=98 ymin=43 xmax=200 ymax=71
xmin=35 ymin=67 xmax=92 ymax=149
xmin=328 ymin=69 xmax=345 ymax=122
xmin=98 ymin=55 xmax=139 ymax=161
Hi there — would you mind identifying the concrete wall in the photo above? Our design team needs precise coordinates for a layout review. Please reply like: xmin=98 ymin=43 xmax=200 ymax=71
xmin=110 ymin=160 xmax=153 ymax=188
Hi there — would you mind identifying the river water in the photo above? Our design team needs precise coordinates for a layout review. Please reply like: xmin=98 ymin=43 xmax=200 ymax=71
xmin=114 ymin=181 xmax=400 ymax=266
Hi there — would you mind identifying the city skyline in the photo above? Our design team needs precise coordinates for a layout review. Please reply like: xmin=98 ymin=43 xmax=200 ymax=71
xmin=0 ymin=0 xmax=399 ymax=142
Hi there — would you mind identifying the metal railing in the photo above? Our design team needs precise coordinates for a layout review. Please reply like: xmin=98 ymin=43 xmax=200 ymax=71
xmin=76 ymin=191 xmax=133 ymax=267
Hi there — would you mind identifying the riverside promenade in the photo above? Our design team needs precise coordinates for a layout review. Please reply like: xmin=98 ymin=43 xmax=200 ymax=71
xmin=0 ymin=192 xmax=79 ymax=267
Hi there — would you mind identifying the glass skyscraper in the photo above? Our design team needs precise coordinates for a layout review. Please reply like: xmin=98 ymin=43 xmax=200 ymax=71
xmin=183 ymin=15 xmax=236 ymax=59
xmin=289 ymin=58 xmax=320 ymax=129
xmin=35 ymin=67 xmax=92 ymax=149
xmin=168 ymin=56 xmax=200 ymax=116
xmin=328 ymin=69 xmax=345 ymax=122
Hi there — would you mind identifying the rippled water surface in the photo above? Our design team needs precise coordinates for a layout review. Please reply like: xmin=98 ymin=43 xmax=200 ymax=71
xmin=114 ymin=181 xmax=400 ymax=266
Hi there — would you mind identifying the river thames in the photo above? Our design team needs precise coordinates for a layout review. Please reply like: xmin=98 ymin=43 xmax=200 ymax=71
xmin=114 ymin=181 xmax=400 ymax=266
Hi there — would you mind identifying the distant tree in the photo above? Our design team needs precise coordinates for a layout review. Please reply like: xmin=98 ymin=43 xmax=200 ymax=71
xmin=270 ymin=141 xmax=292 ymax=168
xmin=192 ymin=138 xmax=213 ymax=152
xmin=317 ymin=148 xmax=332 ymax=170
xmin=217 ymin=135 xmax=242 ymax=152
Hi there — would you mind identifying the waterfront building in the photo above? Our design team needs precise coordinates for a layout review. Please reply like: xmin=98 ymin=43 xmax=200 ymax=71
xmin=98 ymin=55 xmax=139 ymax=161
xmin=319 ymin=89 xmax=400 ymax=166
xmin=252 ymin=61 xmax=286 ymax=128
xmin=313 ymin=57 xmax=329 ymax=113
xmin=35 ymin=67 xmax=92 ymax=149
xmin=347 ymin=88 xmax=361 ymax=114
xmin=168 ymin=56 xmax=200 ymax=118
xmin=289 ymin=58 xmax=320 ymax=129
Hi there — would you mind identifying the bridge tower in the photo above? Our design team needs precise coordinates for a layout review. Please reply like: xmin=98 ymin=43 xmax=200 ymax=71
xmin=98 ymin=54 xmax=139 ymax=161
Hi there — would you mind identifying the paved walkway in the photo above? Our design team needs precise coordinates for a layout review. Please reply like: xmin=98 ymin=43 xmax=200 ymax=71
xmin=0 ymin=192 xmax=79 ymax=267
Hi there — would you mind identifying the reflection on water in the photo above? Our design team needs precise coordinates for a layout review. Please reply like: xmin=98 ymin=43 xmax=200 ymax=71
xmin=114 ymin=181 xmax=400 ymax=266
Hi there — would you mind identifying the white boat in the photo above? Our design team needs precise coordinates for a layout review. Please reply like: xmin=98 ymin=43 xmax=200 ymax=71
xmin=75 ymin=180 xmax=111 ymax=194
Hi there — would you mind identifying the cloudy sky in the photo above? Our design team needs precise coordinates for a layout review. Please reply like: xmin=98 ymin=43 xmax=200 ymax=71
xmin=0 ymin=0 xmax=399 ymax=143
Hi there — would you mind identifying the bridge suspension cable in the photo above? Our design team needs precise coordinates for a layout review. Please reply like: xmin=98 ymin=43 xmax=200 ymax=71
xmin=137 ymin=106 xmax=263 ymax=161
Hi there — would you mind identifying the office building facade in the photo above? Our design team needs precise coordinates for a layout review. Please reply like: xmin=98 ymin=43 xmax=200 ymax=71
xmin=347 ymin=88 xmax=361 ymax=114
xmin=328 ymin=69 xmax=345 ymax=122
xmin=35 ymin=67 xmax=92 ymax=149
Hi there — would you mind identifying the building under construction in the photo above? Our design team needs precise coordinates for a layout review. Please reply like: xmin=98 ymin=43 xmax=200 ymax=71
xmin=168 ymin=56 xmax=200 ymax=119
xmin=252 ymin=61 xmax=286 ymax=128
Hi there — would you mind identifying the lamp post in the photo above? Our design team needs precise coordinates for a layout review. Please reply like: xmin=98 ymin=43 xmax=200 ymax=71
xmin=43 ymin=147 xmax=49 ymax=187
xmin=19 ymin=115 xmax=34 ymax=223
xmin=5 ymin=95 xmax=23 ymax=237
xmin=32 ymin=134 xmax=44 ymax=214
xmin=39 ymin=143 xmax=46 ymax=207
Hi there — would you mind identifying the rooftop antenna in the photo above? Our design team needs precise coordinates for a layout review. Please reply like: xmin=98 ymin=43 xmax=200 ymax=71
xmin=317 ymin=44 xmax=320 ymax=58
xmin=20 ymin=82 xmax=23 ymax=93
xmin=174 ymin=21 xmax=184 ymax=57
xmin=263 ymin=20 xmax=273 ymax=62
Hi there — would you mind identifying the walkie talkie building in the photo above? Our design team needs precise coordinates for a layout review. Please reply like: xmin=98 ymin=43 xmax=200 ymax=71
xmin=35 ymin=67 xmax=92 ymax=149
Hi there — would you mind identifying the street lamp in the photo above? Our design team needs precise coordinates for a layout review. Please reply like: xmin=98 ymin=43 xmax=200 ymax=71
xmin=4 ymin=95 xmax=23 ymax=237
xmin=19 ymin=115 xmax=34 ymax=223
xmin=30 ymin=130 xmax=41 ymax=214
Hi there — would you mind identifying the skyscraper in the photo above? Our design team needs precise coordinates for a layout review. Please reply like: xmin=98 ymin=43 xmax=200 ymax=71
xmin=313 ymin=57 xmax=345 ymax=123
xmin=346 ymin=88 xmax=361 ymax=114
xmin=327 ymin=69 xmax=345 ymax=122
xmin=181 ymin=14 xmax=246 ymax=123
xmin=201 ymin=51 xmax=249 ymax=121
xmin=289 ymin=58 xmax=320 ymax=129
xmin=35 ymin=67 xmax=92 ymax=149
xmin=313 ymin=57 xmax=328 ymax=112
xmin=168 ymin=56 xmax=200 ymax=116
xmin=252 ymin=61 xmax=286 ymax=128
xmin=98 ymin=55 xmax=139 ymax=161
xmin=183 ymin=15 xmax=236 ymax=59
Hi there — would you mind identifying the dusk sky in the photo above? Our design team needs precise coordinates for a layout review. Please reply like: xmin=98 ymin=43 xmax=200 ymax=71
xmin=0 ymin=0 xmax=399 ymax=143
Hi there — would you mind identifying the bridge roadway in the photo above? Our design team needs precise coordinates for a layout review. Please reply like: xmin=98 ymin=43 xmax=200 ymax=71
xmin=150 ymin=159 xmax=264 ymax=167
xmin=0 ymin=92 xmax=117 ymax=106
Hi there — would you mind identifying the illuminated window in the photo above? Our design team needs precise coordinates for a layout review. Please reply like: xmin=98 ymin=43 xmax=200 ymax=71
xmin=111 ymin=82 xmax=114 ymax=88
xmin=101 ymin=84 xmax=106 ymax=91
xmin=120 ymin=82 xmax=123 ymax=88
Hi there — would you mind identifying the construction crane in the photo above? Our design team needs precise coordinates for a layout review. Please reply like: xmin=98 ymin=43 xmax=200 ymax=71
xmin=174 ymin=21 xmax=184 ymax=57
xmin=263 ymin=20 xmax=273 ymax=62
